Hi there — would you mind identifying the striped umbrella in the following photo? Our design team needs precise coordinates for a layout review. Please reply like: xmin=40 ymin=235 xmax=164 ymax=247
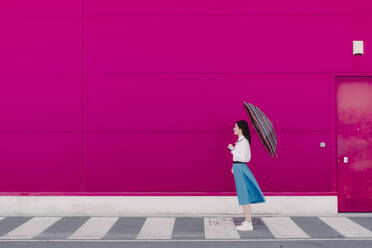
xmin=243 ymin=101 xmax=278 ymax=158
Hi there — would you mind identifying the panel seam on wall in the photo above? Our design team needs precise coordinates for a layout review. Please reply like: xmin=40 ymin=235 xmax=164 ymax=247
xmin=82 ymin=0 xmax=85 ymax=192
xmin=84 ymin=14 xmax=372 ymax=17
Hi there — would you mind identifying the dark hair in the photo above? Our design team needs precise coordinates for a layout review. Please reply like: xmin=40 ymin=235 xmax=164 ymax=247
xmin=236 ymin=120 xmax=251 ymax=145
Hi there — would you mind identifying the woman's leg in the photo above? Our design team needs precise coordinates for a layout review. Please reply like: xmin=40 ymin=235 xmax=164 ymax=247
xmin=242 ymin=204 xmax=252 ymax=222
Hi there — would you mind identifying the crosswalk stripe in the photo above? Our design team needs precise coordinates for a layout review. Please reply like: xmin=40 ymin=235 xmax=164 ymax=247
xmin=319 ymin=217 xmax=372 ymax=238
xmin=136 ymin=218 xmax=175 ymax=240
xmin=262 ymin=217 xmax=310 ymax=239
xmin=67 ymin=217 xmax=119 ymax=240
xmin=204 ymin=218 xmax=240 ymax=239
xmin=0 ymin=217 xmax=61 ymax=239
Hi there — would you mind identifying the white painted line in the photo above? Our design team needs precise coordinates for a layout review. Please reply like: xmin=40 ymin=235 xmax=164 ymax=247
xmin=204 ymin=218 xmax=240 ymax=239
xmin=319 ymin=217 xmax=372 ymax=238
xmin=1 ymin=238 xmax=372 ymax=242
xmin=67 ymin=217 xmax=118 ymax=240
xmin=262 ymin=217 xmax=310 ymax=239
xmin=136 ymin=218 xmax=175 ymax=240
xmin=0 ymin=217 xmax=61 ymax=239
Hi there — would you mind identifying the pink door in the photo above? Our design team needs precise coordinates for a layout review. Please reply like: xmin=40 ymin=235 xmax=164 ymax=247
xmin=336 ymin=77 xmax=372 ymax=212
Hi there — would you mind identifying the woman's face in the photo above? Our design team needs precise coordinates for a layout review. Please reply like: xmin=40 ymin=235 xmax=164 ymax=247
xmin=233 ymin=123 xmax=242 ymax=135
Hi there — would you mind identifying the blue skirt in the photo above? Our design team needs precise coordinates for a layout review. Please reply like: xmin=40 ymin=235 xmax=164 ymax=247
xmin=232 ymin=162 xmax=266 ymax=205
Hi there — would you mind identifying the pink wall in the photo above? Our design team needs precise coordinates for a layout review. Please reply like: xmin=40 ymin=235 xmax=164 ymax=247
xmin=0 ymin=0 xmax=371 ymax=194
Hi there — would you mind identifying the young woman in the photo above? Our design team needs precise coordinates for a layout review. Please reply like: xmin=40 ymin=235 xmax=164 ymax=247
xmin=227 ymin=120 xmax=266 ymax=231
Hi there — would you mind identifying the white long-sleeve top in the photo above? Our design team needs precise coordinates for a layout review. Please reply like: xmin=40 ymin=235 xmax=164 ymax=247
xmin=230 ymin=134 xmax=251 ymax=162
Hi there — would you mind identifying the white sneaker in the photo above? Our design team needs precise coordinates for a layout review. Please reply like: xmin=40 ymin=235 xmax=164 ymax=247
xmin=236 ymin=220 xmax=253 ymax=231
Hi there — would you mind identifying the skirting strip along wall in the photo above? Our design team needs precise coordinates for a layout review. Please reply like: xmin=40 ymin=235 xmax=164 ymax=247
xmin=0 ymin=196 xmax=337 ymax=216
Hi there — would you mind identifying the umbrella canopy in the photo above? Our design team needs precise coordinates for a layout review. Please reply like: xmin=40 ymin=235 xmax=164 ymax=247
xmin=243 ymin=101 xmax=278 ymax=158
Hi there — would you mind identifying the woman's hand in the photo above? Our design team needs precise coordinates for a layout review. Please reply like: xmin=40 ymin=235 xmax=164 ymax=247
xmin=228 ymin=144 xmax=234 ymax=150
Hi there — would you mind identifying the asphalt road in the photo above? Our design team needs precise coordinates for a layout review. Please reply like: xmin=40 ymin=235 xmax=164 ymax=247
xmin=0 ymin=215 xmax=371 ymax=247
